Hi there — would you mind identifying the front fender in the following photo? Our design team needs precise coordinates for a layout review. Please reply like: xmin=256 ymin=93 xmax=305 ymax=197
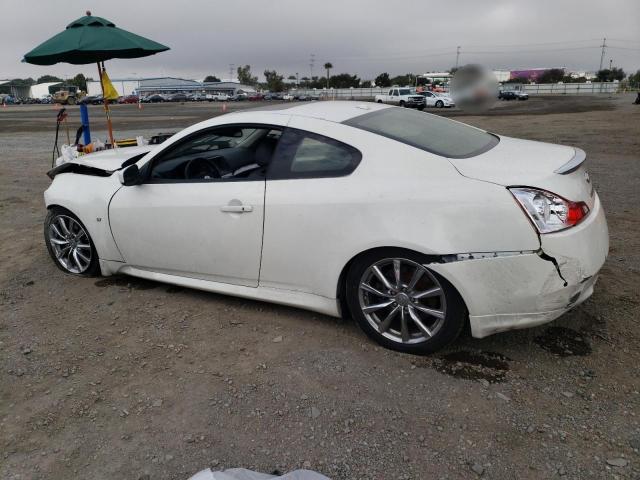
xmin=44 ymin=173 xmax=124 ymax=262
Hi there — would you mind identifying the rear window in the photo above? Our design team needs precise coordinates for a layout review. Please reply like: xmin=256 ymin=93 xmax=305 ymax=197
xmin=343 ymin=108 xmax=499 ymax=158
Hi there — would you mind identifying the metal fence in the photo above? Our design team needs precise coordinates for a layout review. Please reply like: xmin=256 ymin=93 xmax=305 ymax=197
xmin=290 ymin=82 xmax=620 ymax=100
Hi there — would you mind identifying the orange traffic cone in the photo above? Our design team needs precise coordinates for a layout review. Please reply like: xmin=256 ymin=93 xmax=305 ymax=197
xmin=138 ymin=102 xmax=142 ymax=110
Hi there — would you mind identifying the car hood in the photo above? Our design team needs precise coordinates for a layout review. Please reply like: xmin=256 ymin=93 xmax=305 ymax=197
xmin=449 ymin=135 xmax=592 ymax=203
xmin=62 ymin=145 xmax=154 ymax=171
xmin=48 ymin=145 xmax=155 ymax=179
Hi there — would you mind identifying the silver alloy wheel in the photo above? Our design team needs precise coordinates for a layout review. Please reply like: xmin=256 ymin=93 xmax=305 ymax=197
xmin=358 ymin=258 xmax=446 ymax=344
xmin=47 ymin=215 xmax=92 ymax=274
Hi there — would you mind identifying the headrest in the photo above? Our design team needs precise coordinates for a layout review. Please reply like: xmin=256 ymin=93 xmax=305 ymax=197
xmin=254 ymin=139 xmax=276 ymax=167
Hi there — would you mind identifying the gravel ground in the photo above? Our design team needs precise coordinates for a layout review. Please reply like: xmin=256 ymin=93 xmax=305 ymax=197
xmin=1 ymin=95 xmax=639 ymax=480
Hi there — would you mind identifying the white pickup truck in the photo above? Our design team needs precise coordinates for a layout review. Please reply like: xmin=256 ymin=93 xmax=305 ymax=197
xmin=375 ymin=87 xmax=425 ymax=109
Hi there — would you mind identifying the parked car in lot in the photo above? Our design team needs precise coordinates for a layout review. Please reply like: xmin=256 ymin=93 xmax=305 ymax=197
xmin=206 ymin=93 xmax=230 ymax=102
xmin=46 ymin=102 xmax=608 ymax=353
xmin=119 ymin=95 xmax=139 ymax=104
xmin=143 ymin=94 xmax=165 ymax=103
xmin=419 ymin=91 xmax=455 ymax=108
xmin=79 ymin=94 xmax=103 ymax=105
xmin=282 ymin=93 xmax=294 ymax=101
xmin=167 ymin=93 xmax=189 ymax=102
xmin=499 ymin=90 xmax=529 ymax=101
xmin=375 ymin=87 xmax=425 ymax=109
xmin=44 ymin=102 xmax=608 ymax=354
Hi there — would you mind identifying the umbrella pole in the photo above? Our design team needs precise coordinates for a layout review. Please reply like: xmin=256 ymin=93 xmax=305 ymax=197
xmin=97 ymin=62 xmax=116 ymax=148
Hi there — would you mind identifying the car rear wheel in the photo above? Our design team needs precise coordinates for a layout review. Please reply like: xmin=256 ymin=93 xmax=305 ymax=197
xmin=435 ymin=100 xmax=444 ymax=108
xmin=44 ymin=207 xmax=99 ymax=276
xmin=345 ymin=249 xmax=466 ymax=354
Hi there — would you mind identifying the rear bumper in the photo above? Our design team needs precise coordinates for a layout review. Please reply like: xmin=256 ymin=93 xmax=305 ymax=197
xmin=429 ymin=194 xmax=608 ymax=338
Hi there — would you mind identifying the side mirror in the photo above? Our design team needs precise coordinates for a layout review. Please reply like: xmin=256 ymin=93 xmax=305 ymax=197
xmin=118 ymin=164 xmax=141 ymax=186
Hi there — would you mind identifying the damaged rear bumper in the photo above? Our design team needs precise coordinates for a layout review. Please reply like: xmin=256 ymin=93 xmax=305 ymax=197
xmin=429 ymin=194 xmax=608 ymax=338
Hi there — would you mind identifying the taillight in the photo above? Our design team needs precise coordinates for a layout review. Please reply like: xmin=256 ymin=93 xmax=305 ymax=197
xmin=509 ymin=187 xmax=589 ymax=233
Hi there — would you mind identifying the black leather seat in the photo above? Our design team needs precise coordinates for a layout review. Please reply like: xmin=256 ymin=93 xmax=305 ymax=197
xmin=231 ymin=138 xmax=276 ymax=177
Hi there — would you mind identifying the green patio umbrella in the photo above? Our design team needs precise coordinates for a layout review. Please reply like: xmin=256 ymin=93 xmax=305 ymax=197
xmin=23 ymin=11 xmax=169 ymax=146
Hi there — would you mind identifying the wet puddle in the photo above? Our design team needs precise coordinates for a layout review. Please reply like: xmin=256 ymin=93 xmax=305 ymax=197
xmin=534 ymin=327 xmax=591 ymax=356
xmin=94 ymin=276 xmax=158 ymax=290
xmin=421 ymin=350 xmax=511 ymax=383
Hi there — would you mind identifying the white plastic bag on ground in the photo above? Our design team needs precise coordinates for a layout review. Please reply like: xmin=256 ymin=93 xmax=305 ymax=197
xmin=188 ymin=468 xmax=331 ymax=480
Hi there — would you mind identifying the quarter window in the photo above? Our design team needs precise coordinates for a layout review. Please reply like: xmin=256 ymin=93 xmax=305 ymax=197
xmin=268 ymin=128 xmax=361 ymax=179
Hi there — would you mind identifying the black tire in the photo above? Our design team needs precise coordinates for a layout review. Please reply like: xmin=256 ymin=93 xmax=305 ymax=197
xmin=435 ymin=100 xmax=444 ymax=108
xmin=345 ymin=248 xmax=466 ymax=355
xmin=44 ymin=207 xmax=99 ymax=276
xmin=399 ymin=100 xmax=406 ymax=107
xmin=377 ymin=99 xmax=383 ymax=103
xmin=417 ymin=105 xmax=425 ymax=111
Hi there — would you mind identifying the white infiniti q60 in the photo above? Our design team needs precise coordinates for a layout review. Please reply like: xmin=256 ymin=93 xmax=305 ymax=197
xmin=44 ymin=101 xmax=608 ymax=354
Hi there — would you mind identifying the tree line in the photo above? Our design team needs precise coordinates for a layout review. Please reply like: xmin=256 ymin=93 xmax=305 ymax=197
xmin=4 ymin=65 xmax=639 ymax=97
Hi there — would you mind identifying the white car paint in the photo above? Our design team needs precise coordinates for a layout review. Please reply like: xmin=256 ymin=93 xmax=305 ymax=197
xmin=44 ymin=101 xmax=608 ymax=340
xmin=422 ymin=91 xmax=455 ymax=107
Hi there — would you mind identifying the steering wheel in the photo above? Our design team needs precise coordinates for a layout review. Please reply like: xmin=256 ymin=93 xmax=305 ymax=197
xmin=183 ymin=157 xmax=222 ymax=180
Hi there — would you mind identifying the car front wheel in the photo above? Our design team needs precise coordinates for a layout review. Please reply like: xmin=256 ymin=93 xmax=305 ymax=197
xmin=435 ymin=100 xmax=444 ymax=108
xmin=345 ymin=249 xmax=466 ymax=354
xmin=44 ymin=207 xmax=99 ymax=276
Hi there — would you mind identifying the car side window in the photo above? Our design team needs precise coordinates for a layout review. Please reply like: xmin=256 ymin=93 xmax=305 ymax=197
xmin=267 ymin=128 xmax=361 ymax=180
xmin=146 ymin=126 xmax=281 ymax=182
xmin=392 ymin=89 xmax=398 ymax=96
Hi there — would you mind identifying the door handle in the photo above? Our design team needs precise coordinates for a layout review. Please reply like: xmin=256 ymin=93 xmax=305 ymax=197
xmin=220 ymin=204 xmax=253 ymax=213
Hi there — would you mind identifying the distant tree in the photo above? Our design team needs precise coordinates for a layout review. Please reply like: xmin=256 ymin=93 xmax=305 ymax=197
xmin=36 ymin=75 xmax=63 ymax=84
xmin=287 ymin=75 xmax=296 ymax=80
xmin=503 ymin=77 xmax=529 ymax=84
xmin=390 ymin=73 xmax=416 ymax=86
xmin=328 ymin=73 xmax=360 ymax=89
xmin=627 ymin=70 xmax=640 ymax=88
xmin=69 ymin=73 xmax=89 ymax=91
xmin=449 ymin=67 xmax=459 ymax=75
xmin=263 ymin=70 xmax=284 ymax=92
xmin=596 ymin=67 xmax=625 ymax=82
xmin=204 ymin=75 xmax=220 ymax=82
xmin=324 ymin=62 xmax=333 ymax=88
xmin=537 ymin=68 xmax=565 ymax=83
xmin=237 ymin=65 xmax=258 ymax=86
xmin=361 ymin=80 xmax=372 ymax=88
xmin=374 ymin=72 xmax=391 ymax=87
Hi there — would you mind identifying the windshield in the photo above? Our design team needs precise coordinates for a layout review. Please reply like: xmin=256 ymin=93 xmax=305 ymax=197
xmin=398 ymin=89 xmax=412 ymax=95
xmin=344 ymin=108 xmax=499 ymax=158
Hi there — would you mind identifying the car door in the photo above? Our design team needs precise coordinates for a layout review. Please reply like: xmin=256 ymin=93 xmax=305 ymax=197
xmin=424 ymin=91 xmax=435 ymax=107
xmin=260 ymin=119 xmax=363 ymax=297
xmin=109 ymin=125 xmax=282 ymax=287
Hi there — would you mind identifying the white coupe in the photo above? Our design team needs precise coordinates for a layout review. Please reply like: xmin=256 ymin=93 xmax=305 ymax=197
xmin=44 ymin=101 xmax=608 ymax=354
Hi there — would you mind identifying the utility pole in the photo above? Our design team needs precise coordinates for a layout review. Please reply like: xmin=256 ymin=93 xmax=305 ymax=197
xmin=609 ymin=59 xmax=613 ymax=70
xmin=309 ymin=54 xmax=315 ymax=79
xmin=598 ymin=38 xmax=606 ymax=71
xmin=455 ymin=46 xmax=461 ymax=69
xmin=296 ymin=72 xmax=299 ymax=86
xmin=229 ymin=64 xmax=235 ymax=82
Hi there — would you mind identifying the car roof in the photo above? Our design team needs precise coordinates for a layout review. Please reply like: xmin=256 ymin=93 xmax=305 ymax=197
xmin=231 ymin=100 xmax=392 ymax=124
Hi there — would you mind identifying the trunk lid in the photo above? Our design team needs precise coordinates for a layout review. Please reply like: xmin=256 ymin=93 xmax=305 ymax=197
xmin=449 ymin=136 xmax=595 ymax=207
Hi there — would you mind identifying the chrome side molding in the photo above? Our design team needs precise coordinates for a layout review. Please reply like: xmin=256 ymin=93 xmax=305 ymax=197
xmin=555 ymin=147 xmax=586 ymax=174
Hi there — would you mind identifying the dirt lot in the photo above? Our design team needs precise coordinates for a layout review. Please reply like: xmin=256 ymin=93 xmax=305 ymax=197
xmin=1 ymin=95 xmax=639 ymax=480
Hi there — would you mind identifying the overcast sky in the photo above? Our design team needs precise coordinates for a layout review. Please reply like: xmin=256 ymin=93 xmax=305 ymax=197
xmin=2 ymin=0 xmax=639 ymax=82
